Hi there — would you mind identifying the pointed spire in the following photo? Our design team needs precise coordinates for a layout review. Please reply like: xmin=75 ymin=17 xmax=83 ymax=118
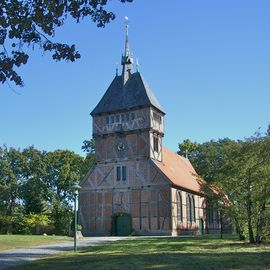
xmin=125 ymin=16 xmax=129 ymax=55
xmin=136 ymin=58 xmax=139 ymax=72
xmin=121 ymin=16 xmax=133 ymax=85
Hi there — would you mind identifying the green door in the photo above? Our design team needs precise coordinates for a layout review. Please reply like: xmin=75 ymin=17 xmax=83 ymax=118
xmin=199 ymin=218 xmax=204 ymax=235
xmin=116 ymin=214 xmax=131 ymax=236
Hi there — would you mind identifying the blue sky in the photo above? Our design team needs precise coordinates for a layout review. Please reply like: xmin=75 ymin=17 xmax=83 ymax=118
xmin=0 ymin=0 xmax=269 ymax=156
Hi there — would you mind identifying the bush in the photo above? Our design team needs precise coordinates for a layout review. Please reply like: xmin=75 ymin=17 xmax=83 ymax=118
xmin=0 ymin=215 xmax=13 ymax=234
xmin=23 ymin=213 xmax=49 ymax=234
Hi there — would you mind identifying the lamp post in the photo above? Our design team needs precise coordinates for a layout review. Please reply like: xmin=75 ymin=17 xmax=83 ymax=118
xmin=72 ymin=184 xmax=81 ymax=252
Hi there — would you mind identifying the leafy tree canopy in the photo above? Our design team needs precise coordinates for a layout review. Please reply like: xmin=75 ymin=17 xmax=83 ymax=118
xmin=177 ymin=139 xmax=197 ymax=159
xmin=178 ymin=128 xmax=270 ymax=243
xmin=0 ymin=0 xmax=132 ymax=86
xmin=82 ymin=138 xmax=95 ymax=154
xmin=0 ymin=144 xmax=91 ymax=234
xmin=81 ymin=138 xmax=95 ymax=175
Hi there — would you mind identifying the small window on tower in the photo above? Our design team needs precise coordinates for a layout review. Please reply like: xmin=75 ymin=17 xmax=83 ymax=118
xmin=116 ymin=166 xmax=121 ymax=181
xmin=116 ymin=115 xmax=120 ymax=123
xmin=106 ymin=116 xmax=109 ymax=124
xmin=111 ymin=116 xmax=115 ymax=124
xmin=121 ymin=114 xmax=125 ymax=122
xmin=131 ymin=112 xmax=135 ymax=120
xmin=116 ymin=166 xmax=127 ymax=181
xmin=122 ymin=166 xmax=127 ymax=181
xmin=153 ymin=136 xmax=159 ymax=152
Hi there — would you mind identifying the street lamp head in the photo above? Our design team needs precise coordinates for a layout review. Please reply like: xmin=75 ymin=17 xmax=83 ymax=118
xmin=72 ymin=184 xmax=81 ymax=195
xmin=72 ymin=184 xmax=81 ymax=190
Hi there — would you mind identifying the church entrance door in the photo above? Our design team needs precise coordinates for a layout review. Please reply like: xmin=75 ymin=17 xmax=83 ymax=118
xmin=199 ymin=218 xmax=204 ymax=235
xmin=115 ymin=213 xmax=132 ymax=236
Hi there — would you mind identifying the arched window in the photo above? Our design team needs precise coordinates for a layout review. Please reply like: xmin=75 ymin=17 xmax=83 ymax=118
xmin=186 ymin=194 xmax=196 ymax=223
xmin=191 ymin=196 xmax=196 ymax=223
xmin=186 ymin=194 xmax=191 ymax=223
xmin=177 ymin=192 xmax=182 ymax=224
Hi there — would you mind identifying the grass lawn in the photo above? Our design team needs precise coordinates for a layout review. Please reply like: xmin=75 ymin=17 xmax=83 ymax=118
xmin=12 ymin=235 xmax=270 ymax=270
xmin=0 ymin=235 xmax=71 ymax=251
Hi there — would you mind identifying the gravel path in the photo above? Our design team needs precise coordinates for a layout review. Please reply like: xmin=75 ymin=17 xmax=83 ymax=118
xmin=0 ymin=237 xmax=127 ymax=270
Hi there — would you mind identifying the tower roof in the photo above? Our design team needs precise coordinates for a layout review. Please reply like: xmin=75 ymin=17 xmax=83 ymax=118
xmin=91 ymin=18 xmax=164 ymax=116
xmin=91 ymin=72 xmax=164 ymax=115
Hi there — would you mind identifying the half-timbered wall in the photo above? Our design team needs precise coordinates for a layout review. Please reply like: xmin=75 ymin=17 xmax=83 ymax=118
xmin=79 ymin=160 xmax=172 ymax=235
xmin=92 ymin=108 xmax=150 ymax=136
xmin=95 ymin=131 xmax=150 ymax=163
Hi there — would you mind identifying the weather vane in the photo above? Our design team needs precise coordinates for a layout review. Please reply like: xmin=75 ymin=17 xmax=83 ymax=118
xmin=125 ymin=16 xmax=129 ymax=34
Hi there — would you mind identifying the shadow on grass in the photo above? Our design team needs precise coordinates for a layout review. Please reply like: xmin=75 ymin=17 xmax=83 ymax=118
xmin=14 ymin=251 xmax=270 ymax=270
xmin=12 ymin=236 xmax=270 ymax=270
xmin=78 ymin=236 xmax=254 ymax=254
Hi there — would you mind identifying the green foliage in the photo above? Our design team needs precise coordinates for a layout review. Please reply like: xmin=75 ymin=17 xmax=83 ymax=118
xmin=0 ymin=215 xmax=12 ymax=234
xmin=177 ymin=139 xmax=197 ymax=158
xmin=81 ymin=138 xmax=96 ymax=175
xmin=77 ymin=224 xmax=82 ymax=231
xmin=178 ymin=130 xmax=270 ymax=243
xmin=0 ymin=145 xmax=91 ymax=235
xmin=45 ymin=149 xmax=84 ymax=202
xmin=82 ymin=139 xmax=95 ymax=154
xmin=80 ymin=152 xmax=95 ymax=176
xmin=51 ymin=203 xmax=73 ymax=235
xmin=20 ymin=147 xmax=49 ymax=214
xmin=0 ymin=146 xmax=25 ymax=216
xmin=44 ymin=149 xmax=84 ymax=234
xmin=15 ymin=213 xmax=50 ymax=234
xmin=0 ymin=0 xmax=133 ymax=86
xmin=23 ymin=213 xmax=49 ymax=228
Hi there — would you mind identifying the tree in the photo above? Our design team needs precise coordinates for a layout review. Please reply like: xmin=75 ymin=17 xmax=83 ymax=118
xmin=81 ymin=138 xmax=95 ymax=175
xmin=45 ymin=149 xmax=84 ymax=234
xmin=0 ymin=146 xmax=25 ymax=233
xmin=0 ymin=0 xmax=133 ymax=86
xmin=178 ymin=132 xmax=270 ymax=243
xmin=0 ymin=144 xmax=95 ymax=234
xmin=20 ymin=147 xmax=49 ymax=214
xmin=82 ymin=138 xmax=95 ymax=154
xmin=0 ymin=146 xmax=24 ymax=216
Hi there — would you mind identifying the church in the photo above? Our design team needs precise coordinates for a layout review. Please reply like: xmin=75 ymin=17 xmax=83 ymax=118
xmin=79 ymin=22 xmax=221 ymax=236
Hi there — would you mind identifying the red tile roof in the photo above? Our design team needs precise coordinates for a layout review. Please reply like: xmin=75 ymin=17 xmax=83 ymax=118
xmin=153 ymin=147 xmax=203 ymax=194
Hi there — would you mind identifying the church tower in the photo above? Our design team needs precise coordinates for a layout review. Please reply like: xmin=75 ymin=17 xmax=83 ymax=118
xmin=91 ymin=20 xmax=165 ymax=164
